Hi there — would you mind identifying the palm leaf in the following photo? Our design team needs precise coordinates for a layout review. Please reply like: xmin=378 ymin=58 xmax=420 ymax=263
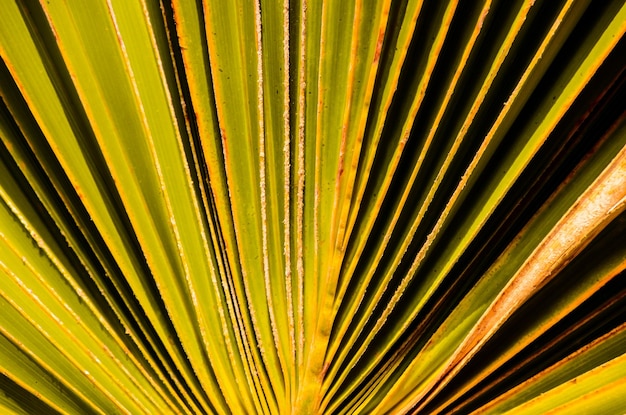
xmin=1 ymin=0 xmax=625 ymax=413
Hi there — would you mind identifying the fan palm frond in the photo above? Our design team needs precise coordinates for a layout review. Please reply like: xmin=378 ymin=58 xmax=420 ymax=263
xmin=0 ymin=0 xmax=625 ymax=413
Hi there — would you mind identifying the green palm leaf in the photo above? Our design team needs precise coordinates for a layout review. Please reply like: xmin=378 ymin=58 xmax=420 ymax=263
xmin=1 ymin=0 xmax=625 ymax=413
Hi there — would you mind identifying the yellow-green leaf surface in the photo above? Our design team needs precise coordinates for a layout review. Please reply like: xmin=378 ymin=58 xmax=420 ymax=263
xmin=0 ymin=0 xmax=625 ymax=414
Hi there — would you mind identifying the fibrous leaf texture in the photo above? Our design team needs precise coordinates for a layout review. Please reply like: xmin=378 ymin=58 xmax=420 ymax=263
xmin=0 ymin=0 xmax=625 ymax=414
